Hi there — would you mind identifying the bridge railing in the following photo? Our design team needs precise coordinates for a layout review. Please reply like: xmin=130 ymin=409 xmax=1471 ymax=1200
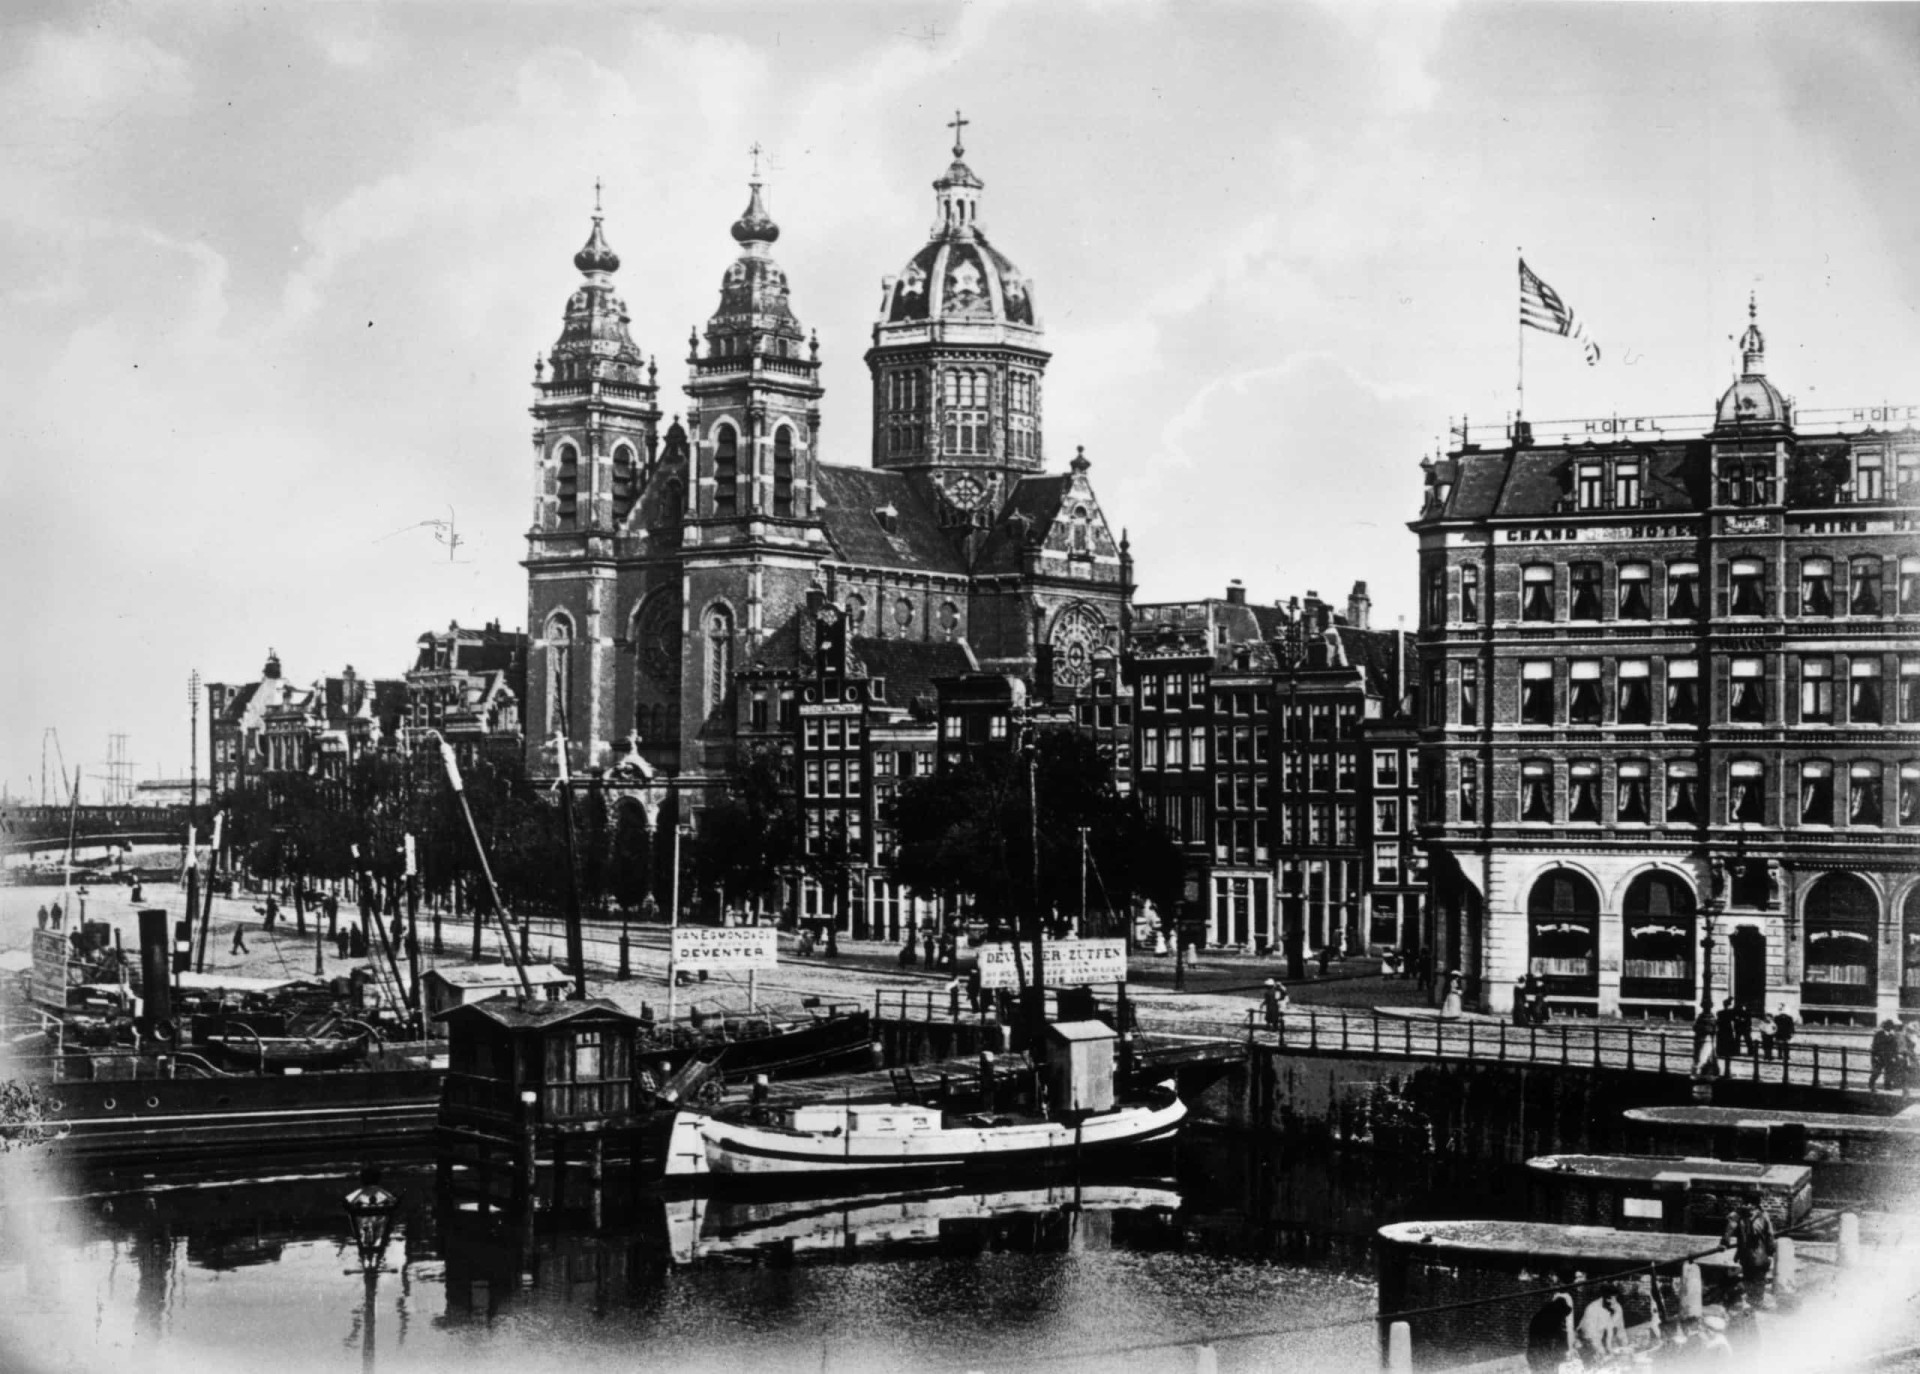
xmin=1243 ymin=1007 xmax=1867 ymax=1093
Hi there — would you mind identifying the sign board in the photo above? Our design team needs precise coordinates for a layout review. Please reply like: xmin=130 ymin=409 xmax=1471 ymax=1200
xmin=30 ymin=928 xmax=69 ymax=1009
xmin=671 ymin=926 xmax=778 ymax=972
xmin=976 ymin=939 xmax=1128 ymax=990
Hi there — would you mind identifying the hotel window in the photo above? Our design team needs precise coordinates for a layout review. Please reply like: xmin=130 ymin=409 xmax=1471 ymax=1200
xmin=803 ymin=760 xmax=823 ymax=797
xmin=1141 ymin=731 xmax=1161 ymax=770
xmin=1667 ymin=658 xmax=1701 ymax=724
xmin=1729 ymin=658 xmax=1765 ymax=724
xmin=1850 ymin=762 xmax=1884 ymax=826
xmin=1665 ymin=761 xmax=1699 ymax=823
xmin=1375 ymin=798 xmax=1400 ymax=835
xmin=1570 ymin=563 xmax=1602 ymax=620
xmin=824 ymin=759 xmax=843 ymax=798
xmin=1730 ymin=558 xmax=1765 ymax=616
xmin=1522 ymin=565 xmax=1555 ymax=621
xmin=1460 ymin=563 xmax=1480 ymax=621
xmin=1335 ymin=750 xmax=1357 ymax=789
xmin=1850 ymin=658 xmax=1883 ymax=724
xmin=1374 ymin=750 xmax=1400 ymax=786
xmin=1521 ymin=761 xmax=1553 ymax=822
xmin=1335 ymin=803 xmax=1356 ymax=845
xmin=1615 ymin=460 xmax=1641 ymax=509
xmin=1521 ymin=661 xmax=1554 ymax=725
xmin=1618 ymin=563 xmax=1651 ymax=620
xmin=1801 ymin=657 xmax=1833 ymax=723
xmin=1373 ymin=842 xmax=1401 ymax=886
xmin=1617 ymin=760 xmax=1650 ymax=823
xmin=1850 ymin=557 xmax=1882 ymax=615
xmin=1569 ymin=761 xmax=1601 ymax=823
xmin=1569 ymin=661 xmax=1602 ymax=725
xmin=1458 ymin=763 xmax=1479 ymax=822
xmin=1800 ymin=761 xmax=1834 ymax=826
xmin=1728 ymin=760 xmax=1764 ymax=824
xmin=1577 ymin=463 xmax=1604 ymax=509
xmin=1855 ymin=449 xmax=1885 ymax=501
xmin=1903 ymin=657 xmax=1920 ymax=722
xmin=1190 ymin=726 xmax=1208 ymax=767
xmin=1425 ymin=567 xmax=1446 ymax=626
xmin=1667 ymin=561 xmax=1700 ymax=618
xmin=802 ymin=718 xmax=822 ymax=749
xmin=1311 ymin=755 xmax=1334 ymax=791
xmin=1800 ymin=557 xmax=1834 ymax=617
xmin=1166 ymin=729 xmax=1186 ymax=769
xmin=1901 ymin=556 xmax=1920 ymax=615
xmin=1901 ymin=763 xmax=1919 ymax=826
xmin=942 ymin=715 xmax=962 ymax=740
xmin=1309 ymin=804 xmax=1331 ymax=845
xmin=1618 ymin=660 xmax=1652 ymax=725
xmin=1460 ymin=661 xmax=1479 ymax=726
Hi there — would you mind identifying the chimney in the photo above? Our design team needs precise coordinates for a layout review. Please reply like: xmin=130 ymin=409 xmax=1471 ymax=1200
xmin=1347 ymin=580 xmax=1372 ymax=630
xmin=1225 ymin=579 xmax=1246 ymax=606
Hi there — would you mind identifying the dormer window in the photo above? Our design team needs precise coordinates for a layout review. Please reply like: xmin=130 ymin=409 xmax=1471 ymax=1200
xmin=1854 ymin=450 xmax=1884 ymax=502
xmin=1615 ymin=460 xmax=1642 ymax=509
xmin=1576 ymin=463 xmax=1603 ymax=509
xmin=873 ymin=503 xmax=899 ymax=534
xmin=1070 ymin=505 xmax=1090 ymax=555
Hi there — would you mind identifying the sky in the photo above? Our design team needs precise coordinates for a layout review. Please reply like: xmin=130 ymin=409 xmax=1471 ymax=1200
xmin=2 ymin=1 xmax=1917 ymax=797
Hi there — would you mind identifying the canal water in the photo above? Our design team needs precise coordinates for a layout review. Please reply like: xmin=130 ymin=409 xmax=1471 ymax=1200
xmin=0 ymin=1135 xmax=1531 ymax=1374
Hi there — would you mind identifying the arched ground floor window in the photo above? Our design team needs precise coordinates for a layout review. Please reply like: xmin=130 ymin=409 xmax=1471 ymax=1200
xmin=1528 ymin=868 xmax=1600 ymax=998
xmin=1621 ymin=871 xmax=1696 ymax=1003
xmin=1803 ymin=872 xmax=1878 ymax=1009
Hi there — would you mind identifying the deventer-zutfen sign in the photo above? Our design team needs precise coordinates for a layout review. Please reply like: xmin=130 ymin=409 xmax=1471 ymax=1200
xmin=976 ymin=939 xmax=1127 ymax=990
xmin=671 ymin=927 xmax=778 ymax=972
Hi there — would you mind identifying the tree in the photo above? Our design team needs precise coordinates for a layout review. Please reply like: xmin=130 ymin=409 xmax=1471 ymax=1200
xmin=887 ymin=729 xmax=1183 ymax=937
xmin=694 ymin=744 xmax=800 ymax=916
xmin=0 ymin=1080 xmax=66 ymax=1152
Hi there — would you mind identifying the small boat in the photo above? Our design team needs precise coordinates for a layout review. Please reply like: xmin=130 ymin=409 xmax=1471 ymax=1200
xmin=662 ymin=1084 xmax=1186 ymax=1181
xmin=199 ymin=1029 xmax=373 ymax=1073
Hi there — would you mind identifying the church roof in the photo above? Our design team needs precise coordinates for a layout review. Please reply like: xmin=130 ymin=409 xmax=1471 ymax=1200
xmin=815 ymin=465 xmax=965 ymax=573
xmin=884 ymin=233 xmax=1035 ymax=327
xmin=969 ymin=473 xmax=1071 ymax=574
xmin=851 ymin=637 xmax=977 ymax=711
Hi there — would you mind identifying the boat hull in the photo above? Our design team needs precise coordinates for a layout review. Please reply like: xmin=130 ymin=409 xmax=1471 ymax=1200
xmin=669 ymin=1093 xmax=1186 ymax=1182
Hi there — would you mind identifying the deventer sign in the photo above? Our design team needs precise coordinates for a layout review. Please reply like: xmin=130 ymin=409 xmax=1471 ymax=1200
xmin=671 ymin=927 xmax=778 ymax=972
xmin=976 ymin=939 xmax=1127 ymax=990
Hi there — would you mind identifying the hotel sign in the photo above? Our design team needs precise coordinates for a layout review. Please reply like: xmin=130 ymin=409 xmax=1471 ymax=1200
xmin=1503 ymin=521 xmax=1694 ymax=543
xmin=976 ymin=938 xmax=1128 ymax=990
xmin=671 ymin=927 xmax=778 ymax=971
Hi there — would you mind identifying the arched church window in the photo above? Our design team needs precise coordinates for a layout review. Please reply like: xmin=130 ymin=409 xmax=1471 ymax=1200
xmin=546 ymin=613 xmax=574 ymax=737
xmin=774 ymin=426 xmax=795 ymax=517
xmin=705 ymin=606 xmax=734 ymax=719
xmin=611 ymin=444 xmax=638 ymax=525
xmin=845 ymin=593 xmax=867 ymax=632
xmin=895 ymin=597 xmax=915 ymax=631
xmin=942 ymin=369 xmax=990 ymax=456
xmin=556 ymin=443 xmax=580 ymax=528
xmin=939 ymin=601 xmax=960 ymax=640
xmin=1071 ymin=505 xmax=1091 ymax=556
xmin=714 ymin=425 xmax=739 ymax=517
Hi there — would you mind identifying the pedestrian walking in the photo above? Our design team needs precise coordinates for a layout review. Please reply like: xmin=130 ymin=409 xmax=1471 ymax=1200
xmin=229 ymin=920 xmax=250 ymax=956
xmin=1716 ymin=998 xmax=1739 ymax=1063
xmin=263 ymin=895 xmax=279 ymax=931
xmin=1263 ymin=978 xmax=1284 ymax=1031
xmin=1511 ymin=980 xmax=1529 ymax=1028
xmin=1903 ymin=1022 xmax=1920 ymax=1099
xmin=35 ymin=904 xmax=48 ymax=930
xmin=966 ymin=964 xmax=982 ymax=1013
xmin=48 ymin=901 xmax=62 ymax=929
xmin=1869 ymin=1020 xmax=1899 ymax=1091
xmin=947 ymin=977 xmax=962 ymax=1020
xmin=1524 ymin=1289 xmax=1576 ymax=1374
xmin=1734 ymin=1001 xmax=1755 ymax=1056
xmin=324 ymin=893 xmax=339 ymax=936
xmin=1694 ymin=1005 xmax=1720 ymax=1077
xmin=1317 ymin=942 xmax=1334 ymax=978
xmin=1720 ymin=1198 xmax=1775 ymax=1304
xmin=1531 ymin=988 xmax=1552 ymax=1026
xmin=1772 ymin=1007 xmax=1796 ymax=1068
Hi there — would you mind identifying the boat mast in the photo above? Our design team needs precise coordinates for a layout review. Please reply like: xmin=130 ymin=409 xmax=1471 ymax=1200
xmin=552 ymin=733 xmax=589 ymax=1001
xmin=431 ymin=733 xmax=532 ymax=998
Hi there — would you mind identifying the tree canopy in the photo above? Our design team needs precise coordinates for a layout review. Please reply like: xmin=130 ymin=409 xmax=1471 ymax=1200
xmin=886 ymin=730 xmax=1183 ymax=935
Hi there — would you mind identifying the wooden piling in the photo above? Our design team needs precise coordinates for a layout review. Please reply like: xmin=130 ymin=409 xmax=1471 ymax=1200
xmin=1191 ymin=1345 xmax=1218 ymax=1374
xmin=1775 ymin=1236 xmax=1796 ymax=1289
xmin=1681 ymin=1262 xmax=1703 ymax=1317
xmin=1838 ymin=1212 xmax=1859 ymax=1267
xmin=1386 ymin=1321 xmax=1413 ymax=1374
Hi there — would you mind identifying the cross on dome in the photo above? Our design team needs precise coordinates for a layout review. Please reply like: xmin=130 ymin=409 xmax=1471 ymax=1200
xmin=948 ymin=109 xmax=969 ymax=159
xmin=749 ymin=142 xmax=763 ymax=180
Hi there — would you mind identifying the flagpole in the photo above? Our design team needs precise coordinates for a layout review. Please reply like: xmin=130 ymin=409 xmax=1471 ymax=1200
xmin=1516 ymin=249 xmax=1525 ymax=423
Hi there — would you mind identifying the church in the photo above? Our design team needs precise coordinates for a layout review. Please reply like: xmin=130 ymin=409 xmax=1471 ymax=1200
xmin=521 ymin=119 xmax=1133 ymax=812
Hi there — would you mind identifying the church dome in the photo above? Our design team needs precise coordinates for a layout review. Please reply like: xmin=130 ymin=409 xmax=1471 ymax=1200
xmin=1713 ymin=294 xmax=1791 ymax=429
xmin=879 ymin=121 xmax=1036 ymax=328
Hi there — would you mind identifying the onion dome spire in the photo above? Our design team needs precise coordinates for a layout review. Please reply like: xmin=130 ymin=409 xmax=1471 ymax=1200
xmin=731 ymin=143 xmax=780 ymax=246
xmin=572 ymin=178 xmax=620 ymax=275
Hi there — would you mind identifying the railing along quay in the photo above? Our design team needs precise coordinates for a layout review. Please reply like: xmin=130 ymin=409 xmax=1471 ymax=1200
xmin=872 ymin=990 xmax=1873 ymax=1093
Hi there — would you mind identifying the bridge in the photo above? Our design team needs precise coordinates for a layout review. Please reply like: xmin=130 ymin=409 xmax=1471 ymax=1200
xmin=0 ymin=803 xmax=189 ymax=857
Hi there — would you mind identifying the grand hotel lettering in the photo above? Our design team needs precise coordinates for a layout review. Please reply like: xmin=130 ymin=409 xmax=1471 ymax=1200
xmin=1504 ymin=521 xmax=1695 ymax=543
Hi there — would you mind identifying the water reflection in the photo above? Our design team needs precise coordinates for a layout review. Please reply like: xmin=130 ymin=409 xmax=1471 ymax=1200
xmin=0 ymin=1138 xmax=1521 ymax=1374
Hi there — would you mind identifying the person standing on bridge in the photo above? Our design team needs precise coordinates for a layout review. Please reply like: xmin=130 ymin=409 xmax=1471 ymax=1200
xmin=35 ymin=905 xmax=47 ymax=930
xmin=1772 ymin=1006 xmax=1795 ymax=1070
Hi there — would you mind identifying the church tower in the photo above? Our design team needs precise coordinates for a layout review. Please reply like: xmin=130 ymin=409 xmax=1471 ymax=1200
xmin=677 ymin=165 xmax=828 ymax=777
xmin=524 ymin=195 xmax=662 ymax=775
xmin=866 ymin=113 xmax=1050 ymax=535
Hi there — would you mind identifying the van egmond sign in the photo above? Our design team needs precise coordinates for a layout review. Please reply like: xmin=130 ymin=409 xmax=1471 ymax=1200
xmin=976 ymin=938 xmax=1128 ymax=990
xmin=671 ymin=927 xmax=778 ymax=971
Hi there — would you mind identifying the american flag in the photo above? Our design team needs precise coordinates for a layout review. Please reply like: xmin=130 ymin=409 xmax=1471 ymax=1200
xmin=1519 ymin=258 xmax=1600 ymax=365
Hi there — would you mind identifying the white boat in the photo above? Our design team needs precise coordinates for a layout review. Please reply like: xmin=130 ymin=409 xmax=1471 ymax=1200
xmin=661 ymin=1087 xmax=1186 ymax=1180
